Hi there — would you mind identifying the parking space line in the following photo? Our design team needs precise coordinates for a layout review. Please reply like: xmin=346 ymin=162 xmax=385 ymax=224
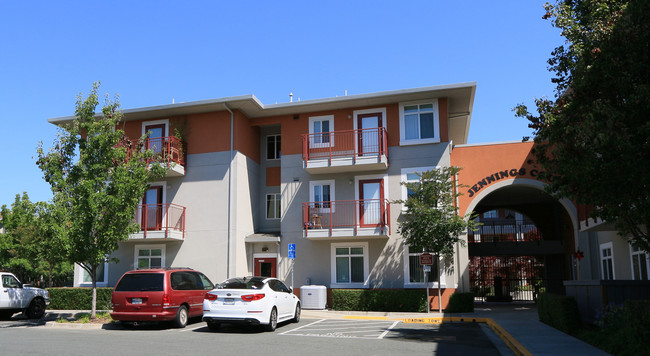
xmin=377 ymin=321 xmax=399 ymax=339
xmin=180 ymin=324 xmax=206 ymax=332
xmin=278 ymin=318 xmax=324 ymax=335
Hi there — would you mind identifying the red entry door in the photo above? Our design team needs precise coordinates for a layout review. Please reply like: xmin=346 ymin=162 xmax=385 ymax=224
xmin=143 ymin=186 xmax=163 ymax=230
xmin=357 ymin=112 xmax=383 ymax=156
xmin=144 ymin=123 xmax=166 ymax=155
xmin=359 ymin=179 xmax=384 ymax=227
xmin=254 ymin=258 xmax=277 ymax=278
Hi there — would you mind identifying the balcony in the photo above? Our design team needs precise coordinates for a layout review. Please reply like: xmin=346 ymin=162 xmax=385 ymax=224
xmin=302 ymin=199 xmax=390 ymax=239
xmin=468 ymin=222 xmax=542 ymax=243
xmin=302 ymin=128 xmax=388 ymax=174
xmin=122 ymin=136 xmax=186 ymax=177
xmin=129 ymin=203 xmax=186 ymax=241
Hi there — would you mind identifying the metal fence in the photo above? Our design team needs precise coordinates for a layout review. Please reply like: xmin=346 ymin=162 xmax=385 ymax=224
xmin=469 ymin=256 xmax=547 ymax=301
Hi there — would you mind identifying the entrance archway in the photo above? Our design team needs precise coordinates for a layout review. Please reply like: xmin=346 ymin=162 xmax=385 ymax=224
xmin=466 ymin=181 xmax=577 ymax=301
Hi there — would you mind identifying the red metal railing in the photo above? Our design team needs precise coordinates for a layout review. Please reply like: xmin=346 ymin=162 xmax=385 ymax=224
xmin=468 ymin=222 xmax=542 ymax=243
xmin=302 ymin=127 xmax=388 ymax=164
xmin=302 ymin=199 xmax=390 ymax=237
xmin=119 ymin=136 xmax=185 ymax=168
xmin=135 ymin=203 xmax=186 ymax=239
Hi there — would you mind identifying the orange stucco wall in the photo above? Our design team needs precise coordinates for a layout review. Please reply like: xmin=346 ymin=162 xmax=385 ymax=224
xmin=266 ymin=167 xmax=281 ymax=186
xmin=451 ymin=142 xmax=543 ymax=216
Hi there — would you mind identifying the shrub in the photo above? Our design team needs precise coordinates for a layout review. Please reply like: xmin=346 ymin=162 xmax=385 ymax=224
xmin=445 ymin=292 xmax=474 ymax=313
xmin=536 ymin=293 xmax=581 ymax=334
xmin=332 ymin=289 xmax=428 ymax=312
xmin=47 ymin=287 xmax=113 ymax=310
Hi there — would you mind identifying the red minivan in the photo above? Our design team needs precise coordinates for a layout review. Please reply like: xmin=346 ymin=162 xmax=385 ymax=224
xmin=111 ymin=268 xmax=214 ymax=328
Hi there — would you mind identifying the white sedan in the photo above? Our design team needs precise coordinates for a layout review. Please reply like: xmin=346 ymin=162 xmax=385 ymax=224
xmin=202 ymin=277 xmax=301 ymax=331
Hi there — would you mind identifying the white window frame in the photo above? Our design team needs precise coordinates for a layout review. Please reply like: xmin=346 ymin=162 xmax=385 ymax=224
xmin=266 ymin=135 xmax=281 ymax=160
xmin=400 ymin=166 xmax=437 ymax=211
xmin=266 ymin=193 xmax=281 ymax=220
xmin=134 ymin=244 xmax=166 ymax=270
xmin=600 ymin=242 xmax=615 ymax=280
xmin=75 ymin=262 xmax=109 ymax=287
xmin=330 ymin=242 xmax=369 ymax=288
xmin=630 ymin=245 xmax=649 ymax=281
xmin=399 ymin=99 xmax=440 ymax=146
xmin=141 ymin=119 xmax=170 ymax=137
xmin=402 ymin=246 xmax=445 ymax=288
xmin=308 ymin=115 xmax=334 ymax=148
xmin=309 ymin=180 xmax=335 ymax=213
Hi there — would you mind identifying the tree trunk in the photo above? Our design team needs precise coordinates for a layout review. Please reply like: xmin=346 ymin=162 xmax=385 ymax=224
xmin=437 ymin=254 xmax=442 ymax=313
xmin=91 ymin=264 xmax=97 ymax=319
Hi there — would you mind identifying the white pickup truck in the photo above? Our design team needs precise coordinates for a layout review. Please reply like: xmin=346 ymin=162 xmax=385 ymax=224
xmin=0 ymin=272 xmax=50 ymax=319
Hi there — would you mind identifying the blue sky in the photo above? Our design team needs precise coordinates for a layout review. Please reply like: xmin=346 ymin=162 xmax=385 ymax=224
xmin=0 ymin=1 xmax=561 ymax=206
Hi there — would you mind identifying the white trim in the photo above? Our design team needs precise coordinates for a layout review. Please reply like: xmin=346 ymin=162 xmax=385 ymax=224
xmin=308 ymin=115 xmax=334 ymax=148
xmin=399 ymin=99 xmax=440 ymax=145
xmin=265 ymin=193 xmax=281 ymax=220
xmin=629 ymin=244 xmax=649 ymax=280
xmin=75 ymin=262 xmax=109 ymax=287
xmin=141 ymin=119 xmax=170 ymax=137
xmin=600 ymin=242 xmax=615 ymax=280
xmin=309 ymin=179 xmax=335 ymax=213
xmin=330 ymin=242 xmax=369 ymax=288
xmin=402 ymin=246 xmax=445 ymax=288
xmin=134 ymin=244 xmax=166 ymax=270
xmin=400 ymin=166 xmax=437 ymax=211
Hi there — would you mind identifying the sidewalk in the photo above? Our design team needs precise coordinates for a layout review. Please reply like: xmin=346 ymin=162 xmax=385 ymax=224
xmin=43 ymin=303 xmax=609 ymax=355
xmin=300 ymin=303 xmax=609 ymax=356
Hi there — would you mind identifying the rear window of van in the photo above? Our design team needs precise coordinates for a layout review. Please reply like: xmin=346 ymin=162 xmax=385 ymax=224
xmin=115 ymin=273 xmax=164 ymax=291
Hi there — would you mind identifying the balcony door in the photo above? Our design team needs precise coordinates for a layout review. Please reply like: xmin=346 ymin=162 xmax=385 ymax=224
xmin=144 ymin=123 xmax=166 ymax=155
xmin=357 ymin=112 xmax=382 ymax=156
xmin=143 ymin=186 xmax=163 ymax=231
xmin=359 ymin=179 xmax=383 ymax=227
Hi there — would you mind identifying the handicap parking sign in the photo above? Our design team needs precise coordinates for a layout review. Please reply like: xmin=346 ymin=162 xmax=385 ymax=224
xmin=288 ymin=243 xmax=296 ymax=259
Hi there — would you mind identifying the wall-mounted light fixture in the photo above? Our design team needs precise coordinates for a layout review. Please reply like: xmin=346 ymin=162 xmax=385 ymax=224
xmin=262 ymin=246 xmax=269 ymax=252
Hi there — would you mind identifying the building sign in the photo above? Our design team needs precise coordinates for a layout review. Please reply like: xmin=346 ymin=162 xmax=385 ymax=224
xmin=467 ymin=167 xmax=547 ymax=198
xmin=420 ymin=253 xmax=434 ymax=265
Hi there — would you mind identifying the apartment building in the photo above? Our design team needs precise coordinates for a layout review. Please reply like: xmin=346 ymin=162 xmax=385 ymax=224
xmin=49 ymin=83 xmax=476 ymax=306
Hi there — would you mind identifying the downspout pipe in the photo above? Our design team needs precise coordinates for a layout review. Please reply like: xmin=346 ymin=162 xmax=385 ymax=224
xmin=223 ymin=103 xmax=234 ymax=279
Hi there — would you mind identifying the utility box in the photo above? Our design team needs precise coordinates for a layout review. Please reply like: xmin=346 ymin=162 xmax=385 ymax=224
xmin=300 ymin=285 xmax=327 ymax=310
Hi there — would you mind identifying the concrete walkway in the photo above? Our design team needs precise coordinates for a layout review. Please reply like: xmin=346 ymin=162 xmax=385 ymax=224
xmin=41 ymin=303 xmax=609 ymax=356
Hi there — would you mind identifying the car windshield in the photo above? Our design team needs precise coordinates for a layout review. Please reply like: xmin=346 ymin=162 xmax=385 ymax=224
xmin=115 ymin=273 xmax=164 ymax=291
xmin=217 ymin=277 xmax=266 ymax=290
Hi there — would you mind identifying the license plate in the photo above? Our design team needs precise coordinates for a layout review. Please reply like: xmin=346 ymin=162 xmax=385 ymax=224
xmin=223 ymin=298 xmax=234 ymax=305
xmin=132 ymin=298 xmax=142 ymax=304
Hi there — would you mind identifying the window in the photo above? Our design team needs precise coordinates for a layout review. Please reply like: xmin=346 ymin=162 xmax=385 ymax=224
xmin=2 ymin=275 xmax=20 ymax=288
xmin=399 ymin=100 xmax=440 ymax=145
xmin=267 ymin=135 xmax=281 ymax=160
xmin=600 ymin=242 xmax=614 ymax=280
xmin=331 ymin=243 xmax=369 ymax=287
xmin=401 ymin=167 xmax=436 ymax=209
xmin=630 ymin=245 xmax=649 ymax=280
xmin=266 ymin=193 xmax=281 ymax=219
xmin=135 ymin=245 xmax=165 ymax=269
xmin=403 ymin=247 xmax=443 ymax=287
xmin=310 ymin=180 xmax=335 ymax=210
xmin=77 ymin=261 xmax=109 ymax=287
xmin=309 ymin=115 xmax=334 ymax=147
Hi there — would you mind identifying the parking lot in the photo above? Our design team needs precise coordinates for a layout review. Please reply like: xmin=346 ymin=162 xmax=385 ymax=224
xmin=0 ymin=317 xmax=511 ymax=355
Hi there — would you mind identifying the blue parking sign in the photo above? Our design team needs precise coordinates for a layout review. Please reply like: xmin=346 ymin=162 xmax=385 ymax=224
xmin=288 ymin=243 xmax=296 ymax=259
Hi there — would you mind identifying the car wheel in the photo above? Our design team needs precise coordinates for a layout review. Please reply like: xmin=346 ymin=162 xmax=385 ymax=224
xmin=292 ymin=303 xmax=301 ymax=323
xmin=173 ymin=305 xmax=188 ymax=328
xmin=265 ymin=307 xmax=277 ymax=331
xmin=207 ymin=321 xmax=220 ymax=330
xmin=26 ymin=299 xmax=46 ymax=319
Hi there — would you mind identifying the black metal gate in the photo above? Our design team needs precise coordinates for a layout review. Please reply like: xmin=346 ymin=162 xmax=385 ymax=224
xmin=469 ymin=256 xmax=546 ymax=302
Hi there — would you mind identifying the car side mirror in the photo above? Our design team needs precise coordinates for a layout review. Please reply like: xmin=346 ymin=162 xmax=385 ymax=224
xmin=288 ymin=287 xmax=293 ymax=294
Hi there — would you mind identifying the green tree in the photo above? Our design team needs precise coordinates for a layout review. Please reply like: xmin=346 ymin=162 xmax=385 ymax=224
xmin=36 ymin=82 xmax=165 ymax=317
xmin=395 ymin=167 xmax=476 ymax=311
xmin=0 ymin=193 xmax=72 ymax=286
xmin=515 ymin=0 xmax=650 ymax=252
